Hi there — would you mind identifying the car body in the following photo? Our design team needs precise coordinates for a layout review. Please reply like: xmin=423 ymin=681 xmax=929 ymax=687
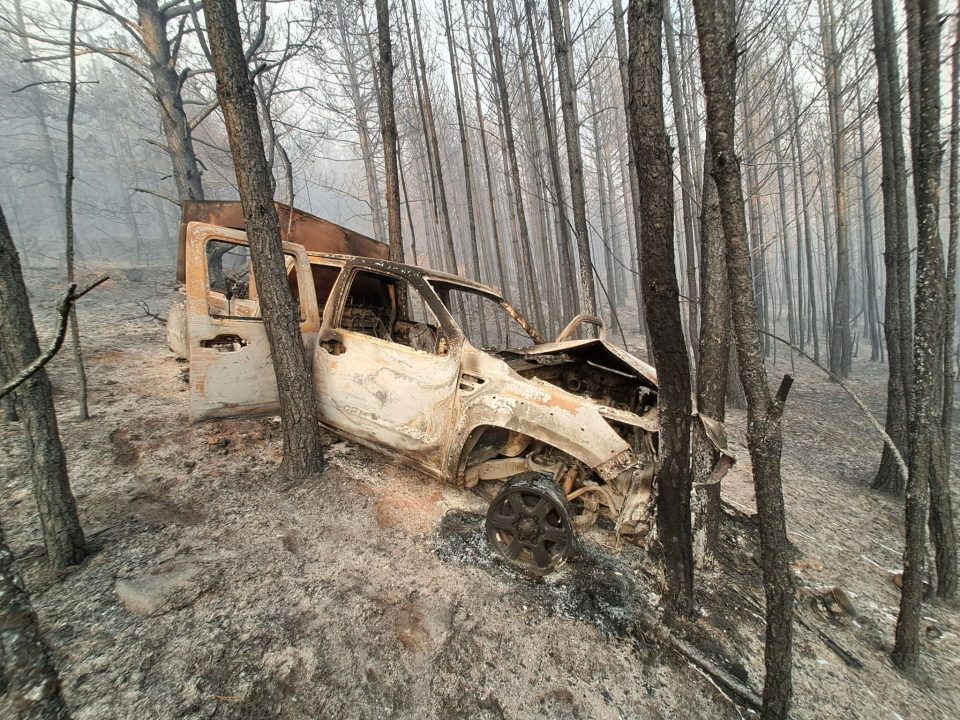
xmin=170 ymin=216 xmax=732 ymax=572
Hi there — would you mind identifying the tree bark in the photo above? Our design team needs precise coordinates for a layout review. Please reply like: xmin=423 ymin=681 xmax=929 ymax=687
xmin=663 ymin=0 xmax=700 ymax=367
xmin=893 ymin=0 xmax=945 ymax=673
xmin=0 ymin=204 xmax=86 ymax=570
xmin=819 ymin=0 xmax=852 ymax=378
xmin=461 ymin=0 xmax=510 ymax=314
xmin=547 ymin=0 xmax=598 ymax=320
xmin=523 ymin=0 xmax=577 ymax=320
xmin=871 ymin=0 xmax=913 ymax=496
xmin=0 ymin=525 xmax=70 ymax=720
xmin=442 ymin=0 xmax=487 ymax=345
xmin=484 ymin=0 xmax=545 ymax=331
xmin=65 ymin=0 xmax=89 ymax=422
xmin=936 ymin=12 xmax=960 ymax=601
xmin=203 ymin=0 xmax=323 ymax=481
xmin=694 ymin=0 xmax=795 ymax=714
xmin=408 ymin=0 xmax=459 ymax=274
xmin=135 ymin=0 xmax=205 ymax=204
xmin=612 ymin=0 xmax=649 ymax=343
xmin=628 ymin=0 xmax=694 ymax=614
xmin=692 ymin=134 xmax=729 ymax=558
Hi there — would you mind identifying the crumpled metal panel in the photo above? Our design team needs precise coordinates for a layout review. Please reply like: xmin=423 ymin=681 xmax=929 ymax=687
xmin=176 ymin=200 xmax=388 ymax=284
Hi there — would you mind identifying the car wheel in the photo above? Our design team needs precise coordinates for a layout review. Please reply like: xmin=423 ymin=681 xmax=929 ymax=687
xmin=485 ymin=473 xmax=575 ymax=575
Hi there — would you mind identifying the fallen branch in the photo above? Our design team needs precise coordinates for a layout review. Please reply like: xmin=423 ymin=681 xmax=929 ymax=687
xmin=0 ymin=275 xmax=109 ymax=399
xmin=627 ymin=609 xmax=762 ymax=713
xmin=794 ymin=614 xmax=864 ymax=669
xmin=136 ymin=301 xmax=167 ymax=324
xmin=760 ymin=329 xmax=908 ymax=486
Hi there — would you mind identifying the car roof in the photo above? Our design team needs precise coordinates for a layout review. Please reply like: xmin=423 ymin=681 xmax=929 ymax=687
xmin=304 ymin=252 xmax=505 ymax=299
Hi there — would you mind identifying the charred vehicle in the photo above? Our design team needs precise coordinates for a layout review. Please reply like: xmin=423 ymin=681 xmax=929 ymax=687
xmin=169 ymin=204 xmax=732 ymax=574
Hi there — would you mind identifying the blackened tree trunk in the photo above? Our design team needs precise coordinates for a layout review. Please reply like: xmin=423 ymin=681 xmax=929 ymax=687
xmin=443 ymin=0 xmax=488 ymax=344
xmin=409 ymin=0 xmax=459 ymax=274
xmin=893 ymin=0 xmax=945 ymax=672
xmin=938 ymin=16 xmax=960 ymax=601
xmin=663 ymin=0 xmax=700 ymax=366
xmin=461 ymin=0 xmax=510 ymax=309
xmin=135 ymin=0 xmax=205 ymax=204
xmin=485 ymin=0 xmax=545 ymax=330
xmin=694 ymin=0 xmax=795 ymax=714
xmin=65 ymin=0 xmax=88 ymax=421
xmin=820 ymin=0 xmax=852 ymax=378
xmin=0 ymin=205 xmax=86 ymax=569
xmin=203 ymin=0 xmax=324 ymax=481
xmin=628 ymin=0 xmax=693 ymax=613
xmin=612 ymin=0 xmax=649 ymax=341
xmin=547 ymin=0 xmax=598 ymax=319
xmin=692 ymin=134 xmax=729 ymax=558
xmin=0 ymin=525 xmax=70 ymax=719
xmin=871 ymin=0 xmax=913 ymax=495
xmin=856 ymin=88 xmax=882 ymax=362
xmin=374 ymin=0 xmax=405 ymax=321
xmin=524 ymin=0 xmax=577 ymax=319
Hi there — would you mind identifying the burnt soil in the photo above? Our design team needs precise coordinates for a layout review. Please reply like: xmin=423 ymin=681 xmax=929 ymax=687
xmin=1 ymin=265 xmax=958 ymax=719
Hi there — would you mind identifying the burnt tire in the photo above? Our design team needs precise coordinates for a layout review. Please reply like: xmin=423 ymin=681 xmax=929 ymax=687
xmin=485 ymin=473 xmax=575 ymax=575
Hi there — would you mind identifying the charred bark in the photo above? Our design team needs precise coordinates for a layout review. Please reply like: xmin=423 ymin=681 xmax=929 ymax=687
xmin=871 ymin=0 xmax=913 ymax=495
xmin=694 ymin=0 xmax=795 ymax=713
xmin=0 ymin=204 xmax=86 ymax=570
xmin=628 ymin=0 xmax=694 ymax=613
xmin=64 ymin=0 xmax=88 ymax=422
xmin=693 ymin=134 xmax=729 ymax=557
xmin=203 ymin=0 xmax=323 ymax=481
xmin=893 ymin=0 xmax=945 ymax=672
xmin=135 ymin=0 xmax=204 ymax=204
xmin=547 ymin=0 xmax=598 ymax=319
xmin=0 ymin=525 xmax=70 ymax=720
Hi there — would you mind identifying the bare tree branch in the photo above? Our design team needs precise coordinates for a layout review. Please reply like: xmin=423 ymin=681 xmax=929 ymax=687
xmin=0 ymin=276 xmax=109 ymax=400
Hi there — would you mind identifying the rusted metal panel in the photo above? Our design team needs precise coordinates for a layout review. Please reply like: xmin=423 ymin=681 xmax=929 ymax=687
xmin=176 ymin=200 xmax=388 ymax=284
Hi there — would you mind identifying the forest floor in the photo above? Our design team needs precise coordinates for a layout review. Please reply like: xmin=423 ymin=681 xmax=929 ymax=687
xmin=2 ymin=263 xmax=959 ymax=720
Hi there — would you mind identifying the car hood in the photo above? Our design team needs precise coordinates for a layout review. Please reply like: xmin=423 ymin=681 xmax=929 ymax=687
xmin=504 ymin=338 xmax=658 ymax=388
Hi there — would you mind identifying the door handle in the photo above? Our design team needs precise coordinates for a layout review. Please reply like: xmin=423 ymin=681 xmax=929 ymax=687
xmin=320 ymin=338 xmax=346 ymax=356
xmin=200 ymin=334 xmax=247 ymax=352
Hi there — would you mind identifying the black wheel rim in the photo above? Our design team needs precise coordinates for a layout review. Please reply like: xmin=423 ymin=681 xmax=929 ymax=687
xmin=486 ymin=483 xmax=573 ymax=573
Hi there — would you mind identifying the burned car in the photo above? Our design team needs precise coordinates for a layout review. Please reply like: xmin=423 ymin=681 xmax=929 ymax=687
xmin=169 ymin=204 xmax=732 ymax=574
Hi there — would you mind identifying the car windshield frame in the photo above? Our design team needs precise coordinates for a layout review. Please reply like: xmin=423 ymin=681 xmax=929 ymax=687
xmin=427 ymin=278 xmax=547 ymax=349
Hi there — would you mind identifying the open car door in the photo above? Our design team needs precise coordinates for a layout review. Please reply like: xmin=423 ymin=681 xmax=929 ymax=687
xmin=185 ymin=222 xmax=320 ymax=420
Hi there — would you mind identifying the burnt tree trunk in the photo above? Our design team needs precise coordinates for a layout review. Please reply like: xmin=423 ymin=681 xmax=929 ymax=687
xmin=409 ymin=0 xmax=459 ymax=274
xmin=871 ymin=0 xmax=913 ymax=495
xmin=692 ymin=134 xmax=729 ymax=558
xmin=938 ymin=14 xmax=960 ymax=602
xmin=820 ymin=0 xmax=852 ymax=378
xmin=893 ymin=0 xmax=945 ymax=673
xmin=628 ymin=0 xmax=694 ymax=613
xmin=442 ymin=0 xmax=487 ymax=345
xmin=547 ymin=0 xmax=598 ymax=319
xmin=203 ymin=0 xmax=323 ymax=481
xmin=612 ymin=0 xmax=649 ymax=342
xmin=0 ymin=525 xmax=70 ymax=719
xmin=485 ymin=0 xmax=545 ymax=330
xmin=135 ymin=0 xmax=205 ymax=203
xmin=694 ymin=0 xmax=795 ymax=714
xmin=524 ymin=0 xmax=577 ymax=320
xmin=65 ymin=0 xmax=88 ymax=422
xmin=664 ymin=0 xmax=700 ymax=367
xmin=0 ymin=204 xmax=86 ymax=569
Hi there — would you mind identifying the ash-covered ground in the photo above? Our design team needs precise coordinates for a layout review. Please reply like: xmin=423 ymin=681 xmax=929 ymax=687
xmin=1 ymin=265 xmax=957 ymax=719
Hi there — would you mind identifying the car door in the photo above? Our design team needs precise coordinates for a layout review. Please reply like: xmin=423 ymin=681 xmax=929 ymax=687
xmin=312 ymin=266 xmax=460 ymax=471
xmin=185 ymin=222 xmax=320 ymax=421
